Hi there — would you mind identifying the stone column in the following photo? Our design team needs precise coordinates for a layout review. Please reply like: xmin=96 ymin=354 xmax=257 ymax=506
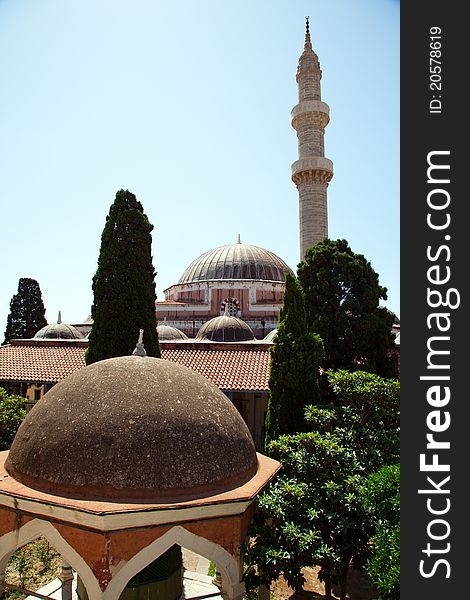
xmin=60 ymin=559 xmax=74 ymax=600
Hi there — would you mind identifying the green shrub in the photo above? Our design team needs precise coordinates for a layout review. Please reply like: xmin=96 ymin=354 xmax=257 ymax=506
xmin=0 ymin=388 xmax=26 ymax=450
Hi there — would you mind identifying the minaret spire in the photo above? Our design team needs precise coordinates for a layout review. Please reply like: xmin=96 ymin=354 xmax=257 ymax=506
xmin=291 ymin=19 xmax=334 ymax=258
xmin=304 ymin=16 xmax=312 ymax=50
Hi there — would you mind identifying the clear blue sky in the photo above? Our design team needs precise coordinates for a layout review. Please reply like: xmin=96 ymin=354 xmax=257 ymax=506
xmin=0 ymin=0 xmax=399 ymax=336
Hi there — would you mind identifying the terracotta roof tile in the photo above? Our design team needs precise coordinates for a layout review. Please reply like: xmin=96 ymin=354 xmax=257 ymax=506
xmin=0 ymin=345 xmax=270 ymax=392
xmin=0 ymin=345 xmax=85 ymax=383
xmin=161 ymin=348 xmax=270 ymax=391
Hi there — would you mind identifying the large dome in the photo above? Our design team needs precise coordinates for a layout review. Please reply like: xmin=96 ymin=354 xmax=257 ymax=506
xmin=6 ymin=356 xmax=257 ymax=500
xmin=178 ymin=242 xmax=293 ymax=284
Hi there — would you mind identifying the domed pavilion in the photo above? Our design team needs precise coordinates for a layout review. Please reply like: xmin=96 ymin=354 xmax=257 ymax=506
xmin=156 ymin=237 xmax=293 ymax=339
xmin=0 ymin=348 xmax=280 ymax=600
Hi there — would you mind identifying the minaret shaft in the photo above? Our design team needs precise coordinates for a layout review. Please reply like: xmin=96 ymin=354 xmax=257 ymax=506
xmin=291 ymin=20 xmax=333 ymax=258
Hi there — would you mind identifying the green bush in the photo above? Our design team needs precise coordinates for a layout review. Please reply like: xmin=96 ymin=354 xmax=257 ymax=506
xmin=0 ymin=388 xmax=26 ymax=450
xmin=361 ymin=464 xmax=400 ymax=600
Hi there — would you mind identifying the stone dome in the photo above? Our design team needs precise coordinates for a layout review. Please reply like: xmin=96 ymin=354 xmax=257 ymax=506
xmin=34 ymin=322 xmax=84 ymax=340
xmin=196 ymin=315 xmax=255 ymax=342
xmin=178 ymin=241 xmax=293 ymax=284
xmin=263 ymin=328 xmax=278 ymax=343
xmin=157 ymin=324 xmax=188 ymax=341
xmin=6 ymin=356 xmax=257 ymax=500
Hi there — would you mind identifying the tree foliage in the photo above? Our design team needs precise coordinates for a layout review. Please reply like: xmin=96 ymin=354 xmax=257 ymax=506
xmin=3 ymin=278 xmax=47 ymax=343
xmin=297 ymin=239 xmax=398 ymax=378
xmin=311 ymin=370 xmax=400 ymax=473
xmin=0 ymin=388 xmax=26 ymax=450
xmin=245 ymin=432 xmax=371 ymax=600
xmin=361 ymin=464 xmax=400 ymax=600
xmin=86 ymin=190 xmax=160 ymax=364
xmin=264 ymin=273 xmax=323 ymax=446
xmin=245 ymin=371 xmax=400 ymax=599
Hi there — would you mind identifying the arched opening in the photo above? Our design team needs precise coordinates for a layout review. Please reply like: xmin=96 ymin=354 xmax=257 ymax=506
xmin=181 ymin=546 xmax=222 ymax=599
xmin=2 ymin=536 xmax=62 ymax=596
xmin=0 ymin=519 xmax=101 ymax=600
xmin=103 ymin=525 xmax=243 ymax=600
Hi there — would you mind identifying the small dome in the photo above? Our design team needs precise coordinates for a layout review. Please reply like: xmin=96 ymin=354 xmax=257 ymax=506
xmin=196 ymin=315 xmax=255 ymax=342
xmin=6 ymin=356 xmax=257 ymax=500
xmin=179 ymin=241 xmax=293 ymax=284
xmin=34 ymin=323 xmax=84 ymax=340
xmin=34 ymin=311 xmax=84 ymax=340
xmin=263 ymin=328 xmax=278 ymax=342
xmin=157 ymin=324 xmax=188 ymax=341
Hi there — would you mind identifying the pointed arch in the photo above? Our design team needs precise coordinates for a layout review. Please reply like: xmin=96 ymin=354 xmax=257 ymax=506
xmin=0 ymin=519 xmax=102 ymax=599
xmin=103 ymin=524 xmax=243 ymax=600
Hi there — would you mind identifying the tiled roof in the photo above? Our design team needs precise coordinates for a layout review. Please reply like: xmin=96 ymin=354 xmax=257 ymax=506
xmin=0 ymin=345 xmax=86 ymax=383
xmin=161 ymin=348 xmax=270 ymax=391
xmin=0 ymin=345 xmax=270 ymax=392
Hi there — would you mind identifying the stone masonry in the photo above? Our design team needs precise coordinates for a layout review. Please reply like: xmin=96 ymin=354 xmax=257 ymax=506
xmin=291 ymin=18 xmax=333 ymax=258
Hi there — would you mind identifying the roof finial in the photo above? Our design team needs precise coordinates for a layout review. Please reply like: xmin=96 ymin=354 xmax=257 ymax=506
xmin=57 ymin=310 xmax=62 ymax=324
xmin=237 ymin=233 xmax=241 ymax=244
xmin=132 ymin=328 xmax=147 ymax=357
xmin=304 ymin=15 xmax=312 ymax=50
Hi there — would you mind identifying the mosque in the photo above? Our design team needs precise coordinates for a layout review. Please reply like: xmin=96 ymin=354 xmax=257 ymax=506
xmin=0 ymin=20 xmax=335 ymax=596
xmin=0 ymin=21 xmax=334 ymax=447
xmin=155 ymin=17 xmax=333 ymax=339
xmin=0 ymin=20 xmax=386 ymax=600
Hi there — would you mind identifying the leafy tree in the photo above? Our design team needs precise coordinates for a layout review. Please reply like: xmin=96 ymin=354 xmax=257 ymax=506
xmin=264 ymin=273 xmax=323 ymax=446
xmin=3 ymin=278 xmax=47 ymax=343
xmin=245 ymin=371 xmax=400 ymax=599
xmin=244 ymin=431 xmax=371 ymax=600
xmin=361 ymin=464 xmax=400 ymax=600
xmin=86 ymin=189 xmax=160 ymax=364
xmin=297 ymin=239 xmax=398 ymax=378
xmin=309 ymin=370 xmax=400 ymax=473
xmin=0 ymin=388 xmax=26 ymax=450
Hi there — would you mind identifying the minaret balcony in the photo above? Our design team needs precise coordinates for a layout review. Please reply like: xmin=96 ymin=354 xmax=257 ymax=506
xmin=291 ymin=157 xmax=333 ymax=185
xmin=291 ymin=100 xmax=330 ymax=127
xmin=291 ymin=156 xmax=333 ymax=178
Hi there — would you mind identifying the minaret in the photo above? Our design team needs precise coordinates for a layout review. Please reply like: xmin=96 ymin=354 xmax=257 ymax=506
xmin=291 ymin=17 xmax=333 ymax=259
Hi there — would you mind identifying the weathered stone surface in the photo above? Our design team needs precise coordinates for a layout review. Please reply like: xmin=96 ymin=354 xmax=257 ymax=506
xmin=6 ymin=356 xmax=257 ymax=500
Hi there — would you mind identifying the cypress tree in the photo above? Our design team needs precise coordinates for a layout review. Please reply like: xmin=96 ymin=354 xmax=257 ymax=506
xmin=3 ymin=278 xmax=47 ymax=343
xmin=265 ymin=272 xmax=324 ymax=447
xmin=86 ymin=189 xmax=160 ymax=364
